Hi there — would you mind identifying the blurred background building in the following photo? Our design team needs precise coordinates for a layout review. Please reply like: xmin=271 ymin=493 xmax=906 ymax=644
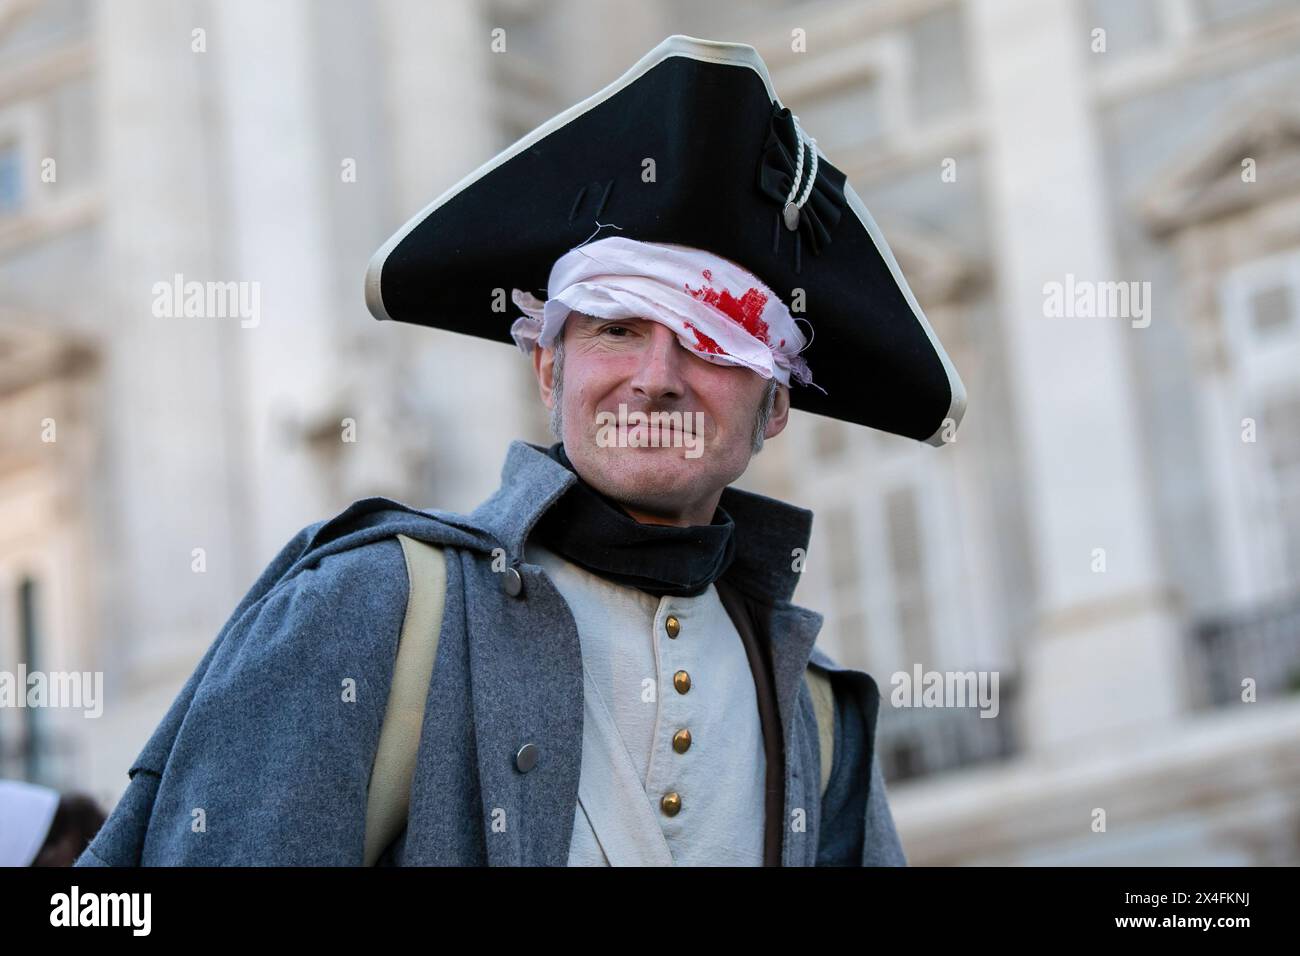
xmin=1 ymin=0 xmax=1297 ymax=864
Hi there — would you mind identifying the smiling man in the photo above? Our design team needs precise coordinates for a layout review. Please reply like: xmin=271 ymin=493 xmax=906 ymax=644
xmin=77 ymin=36 xmax=964 ymax=868
xmin=523 ymin=239 xmax=797 ymax=527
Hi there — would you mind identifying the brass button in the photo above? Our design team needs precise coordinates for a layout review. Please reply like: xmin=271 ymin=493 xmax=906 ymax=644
xmin=660 ymin=792 xmax=682 ymax=816
xmin=672 ymin=729 xmax=692 ymax=753
xmin=673 ymin=670 xmax=691 ymax=694
xmin=665 ymin=615 xmax=680 ymax=638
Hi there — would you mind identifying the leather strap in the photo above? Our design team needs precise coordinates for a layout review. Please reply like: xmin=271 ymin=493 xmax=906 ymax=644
xmin=806 ymin=666 xmax=836 ymax=799
xmin=363 ymin=534 xmax=446 ymax=866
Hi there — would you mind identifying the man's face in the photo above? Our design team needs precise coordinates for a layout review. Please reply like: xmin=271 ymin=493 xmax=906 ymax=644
xmin=533 ymin=311 xmax=789 ymax=525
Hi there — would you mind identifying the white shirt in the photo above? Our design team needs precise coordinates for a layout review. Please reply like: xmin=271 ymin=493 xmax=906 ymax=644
xmin=524 ymin=535 xmax=767 ymax=866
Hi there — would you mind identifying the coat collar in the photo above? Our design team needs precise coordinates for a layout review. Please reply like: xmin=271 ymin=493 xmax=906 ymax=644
xmin=470 ymin=439 xmax=815 ymax=606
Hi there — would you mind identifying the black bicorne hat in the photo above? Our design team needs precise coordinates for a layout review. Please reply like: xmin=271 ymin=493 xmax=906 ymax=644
xmin=365 ymin=35 xmax=967 ymax=446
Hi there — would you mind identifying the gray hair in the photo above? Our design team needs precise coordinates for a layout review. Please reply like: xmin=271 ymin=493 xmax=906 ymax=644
xmin=752 ymin=377 xmax=779 ymax=455
xmin=548 ymin=335 xmax=567 ymax=442
xmin=547 ymin=335 xmax=779 ymax=455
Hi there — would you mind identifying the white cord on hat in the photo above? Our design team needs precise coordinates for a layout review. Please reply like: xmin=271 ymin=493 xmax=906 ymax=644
xmin=783 ymin=114 xmax=819 ymax=230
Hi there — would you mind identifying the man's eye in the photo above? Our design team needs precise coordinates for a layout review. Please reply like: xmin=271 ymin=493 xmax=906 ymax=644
xmin=600 ymin=324 xmax=632 ymax=337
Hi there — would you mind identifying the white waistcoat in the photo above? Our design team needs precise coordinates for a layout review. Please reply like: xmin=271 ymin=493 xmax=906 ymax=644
xmin=524 ymin=536 xmax=767 ymax=866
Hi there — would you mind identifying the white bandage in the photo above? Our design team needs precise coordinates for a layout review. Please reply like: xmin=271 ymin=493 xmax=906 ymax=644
xmin=510 ymin=236 xmax=819 ymax=390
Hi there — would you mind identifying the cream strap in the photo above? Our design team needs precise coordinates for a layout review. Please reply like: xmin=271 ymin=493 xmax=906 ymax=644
xmin=806 ymin=665 xmax=836 ymax=801
xmin=363 ymin=534 xmax=446 ymax=866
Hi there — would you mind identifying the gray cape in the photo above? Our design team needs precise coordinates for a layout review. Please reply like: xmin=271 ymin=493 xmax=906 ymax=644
xmin=77 ymin=440 xmax=906 ymax=866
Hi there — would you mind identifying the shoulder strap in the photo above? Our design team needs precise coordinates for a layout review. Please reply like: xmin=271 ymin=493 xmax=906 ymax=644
xmin=805 ymin=665 xmax=835 ymax=801
xmin=362 ymin=534 xmax=447 ymax=866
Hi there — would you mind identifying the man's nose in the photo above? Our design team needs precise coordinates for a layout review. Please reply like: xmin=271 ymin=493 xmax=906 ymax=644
xmin=629 ymin=321 xmax=687 ymax=403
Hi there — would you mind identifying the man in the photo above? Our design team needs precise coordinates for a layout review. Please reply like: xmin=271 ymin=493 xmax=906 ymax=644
xmin=77 ymin=35 xmax=964 ymax=867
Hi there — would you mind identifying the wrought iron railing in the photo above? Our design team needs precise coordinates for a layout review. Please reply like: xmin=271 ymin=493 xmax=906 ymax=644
xmin=874 ymin=673 xmax=1020 ymax=783
xmin=1188 ymin=590 xmax=1300 ymax=708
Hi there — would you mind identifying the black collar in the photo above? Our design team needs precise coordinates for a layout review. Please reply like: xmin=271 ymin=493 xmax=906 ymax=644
xmin=470 ymin=440 xmax=816 ymax=606
xmin=529 ymin=442 xmax=737 ymax=597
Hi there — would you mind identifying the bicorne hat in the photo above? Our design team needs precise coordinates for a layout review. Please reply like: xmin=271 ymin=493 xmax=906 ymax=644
xmin=365 ymin=35 xmax=966 ymax=446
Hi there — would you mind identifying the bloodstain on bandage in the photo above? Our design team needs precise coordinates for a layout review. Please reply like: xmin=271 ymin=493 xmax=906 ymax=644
xmin=683 ymin=321 xmax=726 ymax=355
xmin=684 ymin=271 xmax=772 ymax=346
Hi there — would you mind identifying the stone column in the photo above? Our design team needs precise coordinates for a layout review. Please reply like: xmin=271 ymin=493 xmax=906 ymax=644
xmin=97 ymin=0 xmax=244 ymax=674
xmin=369 ymin=0 xmax=533 ymax=513
xmin=210 ymin=0 xmax=339 ymax=561
xmin=968 ymin=0 xmax=1186 ymax=755
xmin=92 ymin=0 xmax=250 ymax=794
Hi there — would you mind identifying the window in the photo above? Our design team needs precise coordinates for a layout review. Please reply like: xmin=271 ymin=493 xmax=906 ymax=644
xmin=1248 ymin=283 xmax=1294 ymax=340
xmin=1218 ymin=248 xmax=1300 ymax=598
xmin=18 ymin=577 xmax=43 ymax=781
xmin=908 ymin=5 xmax=972 ymax=124
xmin=819 ymin=479 xmax=938 ymax=674
xmin=1260 ymin=391 xmax=1300 ymax=586
xmin=1221 ymin=248 xmax=1300 ymax=367
xmin=886 ymin=485 xmax=934 ymax=668
xmin=0 ymin=140 xmax=22 ymax=216
xmin=824 ymin=502 xmax=871 ymax=672
xmin=0 ymin=574 xmax=46 ymax=782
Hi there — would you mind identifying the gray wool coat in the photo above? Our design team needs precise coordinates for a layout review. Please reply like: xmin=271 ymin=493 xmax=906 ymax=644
xmin=77 ymin=439 xmax=906 ymax=866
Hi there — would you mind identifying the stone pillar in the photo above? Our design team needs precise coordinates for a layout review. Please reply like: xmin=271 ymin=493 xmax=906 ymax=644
xmin=369 ymin=0 xmax=533 ymax=513
xmin=92 ymin=0 xmax=253 ymax=795
xmin=968 ymin=0 xmax=1186 ymax=755
xmin=210 ymin=0 xmax=339 ymax=561
xmin=97 ymin=0 xmax=244 ymax=677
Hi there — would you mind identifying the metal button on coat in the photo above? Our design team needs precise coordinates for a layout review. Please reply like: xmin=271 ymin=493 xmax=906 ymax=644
xmin=501 ymin=566 xmax=523 ymax=597
xmin=673 ymin=670 xmax=691 ymax=694
xmin=665 ymin=615 xmax=680 ymax=638
xmin=660 ymin=792 xmax=682 ymax=816
xmin=515 ymin=742 xmax=539 ymax=772
xmin=672 ymin=729 xmax=692 ymax=753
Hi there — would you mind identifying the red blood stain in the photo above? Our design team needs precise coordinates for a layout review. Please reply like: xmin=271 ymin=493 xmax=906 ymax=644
xmin=684 ymin=271 xmax=771 ymax=345
xmin=683 ymin=321 xmax=727 ymax=355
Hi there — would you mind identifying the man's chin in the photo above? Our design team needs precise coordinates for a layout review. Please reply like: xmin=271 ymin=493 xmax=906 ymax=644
xmin=600 ymin=443 xmax=706 ymax=469
xmin=587 ymin=448 xmax=703 ymax=498
xmin=623 ymin=442 xmax=697 ymax=456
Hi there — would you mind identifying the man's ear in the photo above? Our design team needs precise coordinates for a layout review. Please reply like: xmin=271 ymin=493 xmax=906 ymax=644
xmin=534 ymin=343 xmax=556 ymax=409
xmin=765 ymin=383 xmax=791 ymax=440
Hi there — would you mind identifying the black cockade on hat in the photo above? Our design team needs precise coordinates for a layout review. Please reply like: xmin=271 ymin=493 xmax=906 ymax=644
xmin=757 ymin=103 xmax=848 ymax=274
